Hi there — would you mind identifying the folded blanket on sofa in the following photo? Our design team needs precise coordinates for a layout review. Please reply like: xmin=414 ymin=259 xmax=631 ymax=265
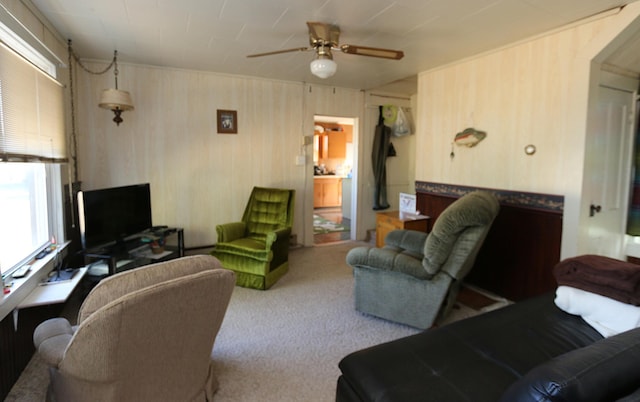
xmin=555 ymin=286 xmax=640 ymax=337
xmin=553 ymin=255 xmax=640 ymax=306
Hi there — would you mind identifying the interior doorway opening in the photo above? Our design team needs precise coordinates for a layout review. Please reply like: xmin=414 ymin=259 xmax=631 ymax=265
xmin=312 ymin=115 xmax=357 ymax=245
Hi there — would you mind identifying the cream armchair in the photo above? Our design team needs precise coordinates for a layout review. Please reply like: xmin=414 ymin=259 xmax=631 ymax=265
xmin=33 ymin=255 xmax=235 ymax=402
xmin=346 ymin=191 xmax=499 ymax=329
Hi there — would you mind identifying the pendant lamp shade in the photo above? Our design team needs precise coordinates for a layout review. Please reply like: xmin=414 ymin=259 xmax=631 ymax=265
xmin=99 ymin=88 xmax=134 ymax=110
xmin=99 ymin=88 xmax=134 ymax=125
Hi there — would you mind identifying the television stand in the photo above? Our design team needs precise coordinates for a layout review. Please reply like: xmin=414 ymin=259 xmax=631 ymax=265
xmin=83 ymin=227 xmax=184 ymax=276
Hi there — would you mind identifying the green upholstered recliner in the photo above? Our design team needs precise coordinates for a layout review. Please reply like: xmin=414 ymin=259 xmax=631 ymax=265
xmin=346 ymin=190 xmax=499 ymax=329
xmin=212 ymin=187 xmax=295 ymax=290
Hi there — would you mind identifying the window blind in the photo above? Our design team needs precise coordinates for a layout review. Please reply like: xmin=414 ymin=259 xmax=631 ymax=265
xmin=0 ymin=41 xmax=66 ymax=162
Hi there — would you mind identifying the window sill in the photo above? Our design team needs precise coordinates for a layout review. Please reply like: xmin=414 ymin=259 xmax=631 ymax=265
xmin=0 ymin=242 xmax=70 ymax=321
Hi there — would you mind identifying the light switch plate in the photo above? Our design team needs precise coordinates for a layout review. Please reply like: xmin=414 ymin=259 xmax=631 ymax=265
xmin=303 ymin=135 xmax=313 ymax=145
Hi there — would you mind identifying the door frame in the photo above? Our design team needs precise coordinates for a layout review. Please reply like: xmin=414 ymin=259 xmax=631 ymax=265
xmin=313 ymin=115 xmax=359 ymax=243
xmin=582 ymin=69 xmax=638 ymax=258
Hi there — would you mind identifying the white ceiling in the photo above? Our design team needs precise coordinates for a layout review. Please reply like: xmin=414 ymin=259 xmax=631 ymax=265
xmin=30 ymin=0 xmax=639 ymax=93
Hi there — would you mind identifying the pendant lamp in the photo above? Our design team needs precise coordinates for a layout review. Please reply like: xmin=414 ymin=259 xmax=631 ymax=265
xmin=98 ymin=50 xmax=134 ymax=125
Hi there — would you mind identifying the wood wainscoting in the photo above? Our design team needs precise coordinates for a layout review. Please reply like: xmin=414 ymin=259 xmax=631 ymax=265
xmin=416 ymin=182 xmax=563 ymax=302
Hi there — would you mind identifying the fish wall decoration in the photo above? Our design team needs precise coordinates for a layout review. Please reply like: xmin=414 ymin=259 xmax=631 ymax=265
xmin=454 ymin=128 xmax=487 ymax=147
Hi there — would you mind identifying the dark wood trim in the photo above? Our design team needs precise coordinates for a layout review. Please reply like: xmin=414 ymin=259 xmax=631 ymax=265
xmin=415 ymin=181 xmax=564 ymax=214
xmin=628 ymin=256 xmax=640 ymax=265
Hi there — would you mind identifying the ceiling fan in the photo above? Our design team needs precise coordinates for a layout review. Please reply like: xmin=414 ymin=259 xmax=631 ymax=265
xmin=247 ymin=22 xmax=404 ymax=79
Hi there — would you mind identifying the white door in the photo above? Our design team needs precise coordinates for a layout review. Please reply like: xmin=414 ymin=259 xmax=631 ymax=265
xmin=585 ymin=85 xmax=635 ymax=258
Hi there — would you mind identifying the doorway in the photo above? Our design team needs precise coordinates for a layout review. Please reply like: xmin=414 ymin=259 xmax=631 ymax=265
xmin=313 ymin=115 xmax=356 ymax=245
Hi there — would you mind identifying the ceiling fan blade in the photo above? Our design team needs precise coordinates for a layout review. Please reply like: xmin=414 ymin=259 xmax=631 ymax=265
xmin=307 ymin=21 xmax=340 ymax=47
xmin=247 ymin=47 xmax=311 ymax=58
xmin=340 ymin=44 xmax=404 ymax=60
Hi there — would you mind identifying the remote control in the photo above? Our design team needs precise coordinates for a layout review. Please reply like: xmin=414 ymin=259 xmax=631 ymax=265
xmin=35 ymin=249 xmax=49 ymax=259
xmin=35 ymin=245 xmax=55 ymax=259
xmin=12 ymin=264 xmax=31 ymax=278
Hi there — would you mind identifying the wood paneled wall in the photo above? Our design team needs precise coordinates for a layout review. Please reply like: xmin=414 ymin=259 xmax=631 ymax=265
xmin=417 ymin=182 xmax=563 ymax=301
xmin=414 ymin=6 xmax=640 ymax=259
xmin=74 ymin=66 xmax=370 ymax=248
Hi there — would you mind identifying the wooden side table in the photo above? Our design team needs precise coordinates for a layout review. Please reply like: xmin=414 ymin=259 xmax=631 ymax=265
xmin=376 ymin=211 xmax=431 ymax=247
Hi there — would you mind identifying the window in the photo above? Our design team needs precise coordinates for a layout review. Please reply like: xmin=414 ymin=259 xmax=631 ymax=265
xmin=0 ymin=40 xmax=65 ymax=162
xmin=0 ymin=163 xmax=63 ymax=274
xmin=0 ymin=12 xmax=66 ymax=276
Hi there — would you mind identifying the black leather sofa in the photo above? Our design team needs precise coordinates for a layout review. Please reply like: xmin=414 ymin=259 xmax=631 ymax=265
xmin=336 ymin=293 xmax=640 ymax=402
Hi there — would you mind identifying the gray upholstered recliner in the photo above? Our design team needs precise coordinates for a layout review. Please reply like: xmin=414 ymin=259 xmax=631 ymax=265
xmin=33 ymin=255 xmax=235 ymax=402
xmin=346 ymin=191 xmax=500 ymax=329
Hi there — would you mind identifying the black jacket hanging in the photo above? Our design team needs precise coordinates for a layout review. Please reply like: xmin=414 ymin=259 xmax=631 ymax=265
xmin=372 ymin=106 xmax=391 ymax=210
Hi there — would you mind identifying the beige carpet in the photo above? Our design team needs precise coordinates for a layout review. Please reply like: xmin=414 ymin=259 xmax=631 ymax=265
xmin=6 ymin=241 xmax=509 ymax=402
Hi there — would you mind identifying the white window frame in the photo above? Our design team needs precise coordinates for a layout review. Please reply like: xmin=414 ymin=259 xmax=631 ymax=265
xmin=0 ymin=163 xmax=63 ymax=275
xmin=0 ymin=14 xmax=64 ymax=277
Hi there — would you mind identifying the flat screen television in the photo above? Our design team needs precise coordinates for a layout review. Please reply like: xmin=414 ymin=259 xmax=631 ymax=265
xmin=78 ymin=183 xmax=153 ymax=251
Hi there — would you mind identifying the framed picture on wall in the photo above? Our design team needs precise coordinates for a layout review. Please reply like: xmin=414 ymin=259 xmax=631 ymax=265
xmin=217 ymin=109 xmax=237 ymax=134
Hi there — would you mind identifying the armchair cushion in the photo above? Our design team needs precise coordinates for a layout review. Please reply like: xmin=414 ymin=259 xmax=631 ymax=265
xmin=214 ymin=239 xmax=273 ymax=262
xmin=384 ymin=229 xmax=428 ymax=257
xmin=244 ymin=187 xmax=293 ymax=235
xmin=347 ymin=230 xmax=430 ymax=279
xmin=423 ymin=191 xmax=500 ymax=276
xmin=346 ymin=246 xmax=431 ymax=279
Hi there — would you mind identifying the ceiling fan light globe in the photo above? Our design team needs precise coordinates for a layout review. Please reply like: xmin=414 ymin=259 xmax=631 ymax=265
xmin=310 ymin=58 xmax=337 ymax=79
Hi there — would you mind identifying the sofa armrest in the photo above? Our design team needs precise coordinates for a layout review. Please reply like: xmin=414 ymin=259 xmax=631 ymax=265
xmin=265 ymin=227 xmax=291 ymax=249
xmin=499 ymin=327 xmax=640 ymax=402
xmin=33 ymin=317 xmax=74 ymax=367
xmin=216 ymin=222 xmax=246 ymax=242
